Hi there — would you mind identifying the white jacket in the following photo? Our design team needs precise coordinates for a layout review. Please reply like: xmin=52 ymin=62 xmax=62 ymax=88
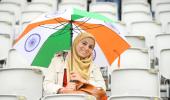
xmin=43 ymin=54 xmax=106 ymax=95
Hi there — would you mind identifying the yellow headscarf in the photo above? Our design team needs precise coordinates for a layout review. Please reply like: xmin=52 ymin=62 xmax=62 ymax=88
xmin=67 ymin=32 xmax=95 ymax=80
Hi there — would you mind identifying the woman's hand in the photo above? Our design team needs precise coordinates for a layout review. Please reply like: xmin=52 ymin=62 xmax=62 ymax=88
xmin=58 ymin=82 xmax=76 ymax=93
xmin=70 ymin=72 xmax=87 ymax=83
xmin=65 ymin=82 xmax=76 ymax=90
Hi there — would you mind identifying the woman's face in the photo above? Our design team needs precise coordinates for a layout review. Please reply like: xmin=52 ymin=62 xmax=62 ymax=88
xmin=76 ymin=37 xmax=95 ymax=59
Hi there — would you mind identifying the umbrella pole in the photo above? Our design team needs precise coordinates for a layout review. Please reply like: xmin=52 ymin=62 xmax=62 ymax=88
xmin=70 ymin=20 xmax=73 ymax=72
xmin=70 ymin=20 xmax=77 ymax=83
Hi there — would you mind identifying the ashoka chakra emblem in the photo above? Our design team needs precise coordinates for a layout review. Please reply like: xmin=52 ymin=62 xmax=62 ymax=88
xmin=25 ymin=34 xmax=41 ymax=52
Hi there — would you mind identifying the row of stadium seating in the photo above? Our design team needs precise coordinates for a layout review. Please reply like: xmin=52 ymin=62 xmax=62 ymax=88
xmin=0 ymin=0 xmax=170 ymax=100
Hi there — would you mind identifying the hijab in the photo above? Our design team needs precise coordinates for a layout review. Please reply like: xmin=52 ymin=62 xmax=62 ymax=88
xmin=67 ymin=32 xmax=95 ymax=80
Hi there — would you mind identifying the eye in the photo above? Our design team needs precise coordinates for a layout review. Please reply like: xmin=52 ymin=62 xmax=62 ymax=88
xmin=89 ymin=45 xmax=94 ymax=50
xmin=82 ymin=42 xmax=87 ymax=46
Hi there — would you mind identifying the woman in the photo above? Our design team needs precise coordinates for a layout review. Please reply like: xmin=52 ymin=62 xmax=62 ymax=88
xmin=43 ymin=32 xmax=107 ymax=99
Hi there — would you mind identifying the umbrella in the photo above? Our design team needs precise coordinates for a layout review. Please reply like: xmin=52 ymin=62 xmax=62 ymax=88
xmin=13 ymin=8 xmax=130 ymax=68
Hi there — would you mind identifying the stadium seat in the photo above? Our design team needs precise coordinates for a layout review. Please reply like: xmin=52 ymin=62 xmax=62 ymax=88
xmin=159 ymin=49 xmax=170 ymax=79
xmin=151 ymin=0 xmax=170 ymax=12
xmin=60 ymin=0 xmax=87 ymax=9
xmin=122 ymin=0 xmax=148 ymax=4
xmin=1 ymin=0 xmax=27 ymax=9
xmin=0 ymin=10 xmax=15 ymax=26
xmin=1 ymin=0 xmax=170 ymax=99
xmin=157 ymin=11 xmax=170 ymax=33
xmin=0 ymin=21 xmax=14 ymax=35
xmin=108 ymin=95 xmax=161 ymax=100
xmin=0 ymin=94 xmax=27 ymax=100
xmin=18 ymin=10 xmax=45 ymax=34
xmin=125 ymin=35 xmax=146 ymax=48
xmin=154 ymin=33 xmax=170 ymax=70
xmin=111 ymin=48 xmax=150 ymax=70
xmin=111 ymin=68 xmax=160 ymax=97
xmin=154 ymin=34 xmax=170 ymax=58
xmin=0 ymin=34 xmax=12 ymax=66
xmin=89 ymin=2 xmax=117 ymax=13
xmin=89 ymin=2 xmax=118 ymax=20
xmin=122 ymin=2 xmax=151 ymax=14
xmin=25 ymin=2 xmax=53 ymax=12
xmin=20 ymin=11 xmax=45 ymax=23
xmin=129 ymin=21 xmax=162 ymax=46
xmin=58 ymin=2 xmax=87 ymax=11
xmin=0 ymin=68 xmax=43 ymax=100
xmin=0 ymin=2 xmax=21 ymax=24
xmin=42 ymin=94 xmax=96 ymax=100
xmin=32 ymin=0 xmax=58 ymax=11
xmin=155 ymin=2 xmax=170 ymax=21
xmin=7 ymin=49 xmax=30 ymax=68
xmin=122 ymin=11 xmax=153 ymax=27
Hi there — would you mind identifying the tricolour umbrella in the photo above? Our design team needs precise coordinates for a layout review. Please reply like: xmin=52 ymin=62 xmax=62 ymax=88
xmin=13 ymin=8 xmax=130 ymax=68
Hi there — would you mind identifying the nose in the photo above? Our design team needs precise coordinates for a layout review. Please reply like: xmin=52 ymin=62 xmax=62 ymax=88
xmin=84 ymin=45 xmax=89 ymax=51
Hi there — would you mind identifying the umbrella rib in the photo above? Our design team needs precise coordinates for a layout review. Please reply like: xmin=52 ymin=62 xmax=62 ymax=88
xmin=72 ymin=23 xmax=83 ymax=33
xmin=74 ymin=23 xmax=104 ymax=30
xmin=53 ymin=18 xmax=68 ymax=29
xmin=72 ymin=29 xmax=82 ymax=34
xmin=72 ymin=18 xmax=91 ymax=30
xmin=79 ymin=25 xmax=104 ymax=30
xmin=72 ymin=18 xmax=104 ymax=30
xmin=39 ymin=23 xmax=67 ymax=30
xmin=39 ymin=18 xmax=69 ymax=30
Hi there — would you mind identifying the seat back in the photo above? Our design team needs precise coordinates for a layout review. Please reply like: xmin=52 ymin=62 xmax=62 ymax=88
xmin=111 ymin=69 xmax=160 ymax=97
xmin=0 ymin=68 xmax=43 ymax=100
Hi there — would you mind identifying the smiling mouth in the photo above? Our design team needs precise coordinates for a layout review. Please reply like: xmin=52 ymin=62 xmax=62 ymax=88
xmin=80 ymin=52 xmax=86 ymax=55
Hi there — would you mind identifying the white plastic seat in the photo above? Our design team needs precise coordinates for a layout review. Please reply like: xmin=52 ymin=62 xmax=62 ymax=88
xmin=122 ymin=0 xmax=148 ymax=4
xmin=157 ymin=11 xmax=170 ymax=32
xmin=0 ymin=10 xmax=15 ymax=26
xmin=121 ymin=0 xmax=148 ymax=8
xmin=32 ymin=0 xmax=58 ymax=11
xmin=95 ymin=12 xmax=117 ymax=21
xmin=159 ymin=49 xmax=170 ymax=79
xmin=0 ymin=21 xmax=14 ymax=35
xmin=151 ymin=0 xmax=170 ymax=12
xmin=18 ymin=11 xmax=45 ymax=34
xmin=122 ymin=11 xmax=153 ymax=27
xmin=125 ymin=35 xmax=146 ymax=48
xmin=129 ymin=21 xmax=162 ymax=46
xmin=108 ymin=96 xmax=161 ymax=100
xmin=155 ymin=3 xmax=170 ymax=21
xmin=89 ymin=2 xmax=117 ymax=13
xmin=0 ymin=2 xmax=21 ymax=24
xmin=7 ymin=49 xmax=30 ymax=68
xmin=154 ymin=34 xmax=170 ymax=58
xmin=154 ymin=33 xmax=170 ymax=71
xmin=25 ymin=2 xmax=53 ymax=12
xmin=122 ymin=2 xmax=151 ymax=14
xmin=42 ymin=94 xmax=96 ymax=100
xmin=20 ymin=11 xmax=45 ymax=24
xmin=111 ymin=48 xmax=150 ymax=70
xmin=60 ymin=0 xmax=87 ymax=9
xmin=1 ymin=0 xmax=27 ymax=9
xmin=58 ymin=2 xmax=87 ymax=11
xmin=89 ymin=2 xmax=118 ymax=20
xmin=111 ymin=68 xmax=160 ymax=97
xmin=0 ymin=34 xmax=11 ymax=67
xmin=0 ymin=68 xmax=43 ymax=100
xmin=0 ymin=95 xmax=27 ymax=100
